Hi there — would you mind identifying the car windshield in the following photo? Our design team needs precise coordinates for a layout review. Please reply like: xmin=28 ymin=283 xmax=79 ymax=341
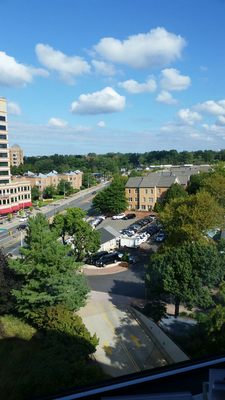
xmin=1 ymin=1 xmax=225 ymax=399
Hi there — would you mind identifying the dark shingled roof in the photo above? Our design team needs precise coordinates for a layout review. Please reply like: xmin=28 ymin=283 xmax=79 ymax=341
xmin=125 ymin=177 xmax=143 ymax=188
xmin=97 ymin=226 xmax=120 ymax=244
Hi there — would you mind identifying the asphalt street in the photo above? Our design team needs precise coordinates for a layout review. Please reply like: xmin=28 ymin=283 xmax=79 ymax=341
xmin=0 ymin=184 xmax=106 ymax=255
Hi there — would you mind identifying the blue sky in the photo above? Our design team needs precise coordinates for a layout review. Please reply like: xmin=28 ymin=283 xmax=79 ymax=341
xmin=1 ymin=0 xmax=225 ymax=156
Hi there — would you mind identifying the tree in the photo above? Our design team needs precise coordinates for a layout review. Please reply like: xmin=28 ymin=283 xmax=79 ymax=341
xmin=160 ymin=191 xmax=225 ymax=245
xmin=201 ymin=173 xmax=225 ymax=208
xmin=93 ymin=176 xmax=128 ymax=215
xmin=9 ymin=214 xmax=89 ymax=320
xmin=146 ymin=242 xmax=224 ymax=317
xmin=43 ymin=185 xmax=56 ymax=199
xmin=52 ymin=208 xmax=100 ymax=260
xmin=155 ymin=183 xmax=188 ymax=211
xmin=82 ymin=173 xmax=97 ymax=189
xmin=31 ymin=186 xmax=40 ymax=201
xmin=187 ymin=172 xmax=209 ymax=194
xmin=0 ymin=250 xmax=19 ymax=314
xmin=57 ymin=179 xmax=74 ymax=196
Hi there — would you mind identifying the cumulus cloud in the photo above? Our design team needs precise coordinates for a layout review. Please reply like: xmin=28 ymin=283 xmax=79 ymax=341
xmin=71 ymin=87 xmax=125 ymax=115
xmin=8 ymin=101 xmax=21 ymax=115
xmin=177 ymin=108 xmax=202 ymax=125
xmin=156 ymin=90 xmax=177 ymax=105
xmin=217 ymin=115 xmax=225 ymax=125
xmin=35 ymin=43 xmax=90 ymax=84
xmin=94 ymin=27 xmax=186 ymax=69
xmin=119 ymin=77 xmax=156 ymax=93
xmin=0 ymin=51 xmax=48 ymax=87
xmin=91 ymin=60 xmax=116 ymax=76
xmin=160 ymin=68 xmax=191 ymax=91
xmin=195 ymin=100 xmax=225 ymax=116
xmin=97 ymin=120 xmax=106 ymax=128
xmin=48 ymin=117 xmax=68 ymax=128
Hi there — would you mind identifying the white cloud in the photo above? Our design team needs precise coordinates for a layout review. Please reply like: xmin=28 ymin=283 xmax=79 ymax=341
xmin=97 ymin=120 xmax=106 ymax=128
xmin=0 ymin=51 xmax=48 ymax=87
xmin=217 ymin=115 xmax=225 ymax=125
xmin=8 ymin=101 xmax=21 ymax=115
xmin=195 ymin=100 xmax=225 ymax=116
xmin=71 ymin=87 xmax=125 ymax=115
xmin=91 ymin=60 xmax=116 ymax=76
xmin=156 ymin=90 xmax=177 ymax=105
xmin=160 ymin=68 xmax=191 ymax=91
xmin=48 ymin=117 xmax=68 ymax=128
xmin=177 ymin=108 xmax=202 ymax=125
xmin=94 ymin=27 xmax=186 ymax=69
xmin=35 ymin=43 xmax=90 ymax=84
xmin=118 ymin=78 xmax=156 ymax=93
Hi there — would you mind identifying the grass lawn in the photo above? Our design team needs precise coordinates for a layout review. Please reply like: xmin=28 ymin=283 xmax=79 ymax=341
xmin=0 ymin=315 xmax=106 ymax=400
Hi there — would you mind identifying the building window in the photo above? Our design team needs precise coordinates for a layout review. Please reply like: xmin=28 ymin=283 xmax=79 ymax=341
xmin=128 ymin=189 xmax=131 ymax=194
xmin=10 ymin=188 xmax=13 ymax=194
xmin=141 ymin=205 xmax=146 ymax=210
xmin=0 ymin=153 xmax=7 ymax=158
xmin=0 ymin=125 xmax=6 ymax=131
xmin=3 ymin=199 xmax=6 ymax=205
xmin=0 ymin=162 xmax=8 ymax=166
xmin=0 ymin=180 xmax=9 ymax=184
xmin=0 ymin=134 xmax=7 ymax=140
xmin=135 ymin=189 xmax=138 ymax=193
xmin=0 ymin=170 xmax=9 ymax=176
xmin=128 ymin=197 xmax=132 ymax=201
xmin=158 ymin=188 xmax=161 ymax=194
xmin=151 ymin=189 xmax=154 ymax=194
xmin=0 ymin=116 xmax=6 ymax=122
xmin=11 ymin=197 xmax=14 ymax=203
xmin=0 ymin=144 xmax=7 ymax=149
xmin=145 ymin=189 xmax=148 ymax=194
xmin=135 ymin=197 xmax=138 ymax=201
xmin=149 ymin=198 xmax=154 ymax=202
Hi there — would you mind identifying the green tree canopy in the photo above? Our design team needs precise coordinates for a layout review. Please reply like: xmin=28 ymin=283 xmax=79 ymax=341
xmin=52 ymin=208 xmax=100 ymax=260
xmin=201 ymin=173 xmax=225 ymax=208
xmin=9 ymin=214 xmax=89 ymax=320
xmin=146 ymin=242 xmax=224 ymax=317
xmin=57 ymin=179 xmax=74 ymax=196
xmin=43 ymin=185 xmax=56 ymax=199
xmin=155 ymin=183 xmax=188 ymax=212
xmin=31 ymin=186 xmax=40 ymax=201
xmin=160 ymin=191 xmax=224 ymax=245
xmin=92 ymin=176 xmax=128 ymax=215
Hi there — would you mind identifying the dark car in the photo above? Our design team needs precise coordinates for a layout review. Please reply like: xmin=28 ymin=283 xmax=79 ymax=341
xmin=17 ymin=224 xmax=27 ymax=230
xmin=123 ymin=213 xmax=136 ymax=220
xmin=88 ymin=251 xmax=108 ymax=265
xmin=95 ymin=252 xmax=121 ymax=267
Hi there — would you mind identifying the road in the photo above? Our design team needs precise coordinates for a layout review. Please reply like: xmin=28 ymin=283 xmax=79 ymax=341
xmin=0 ymin=183 xmax=107 ymax=255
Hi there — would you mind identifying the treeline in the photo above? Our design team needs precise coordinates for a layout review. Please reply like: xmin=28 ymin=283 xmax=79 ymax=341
xmin=11 ymin=149 xmax=225 ymax=175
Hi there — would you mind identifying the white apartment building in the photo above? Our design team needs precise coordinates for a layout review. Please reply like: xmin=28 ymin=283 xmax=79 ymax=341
xmin=0 ymin=98 xmax=31 ymax=215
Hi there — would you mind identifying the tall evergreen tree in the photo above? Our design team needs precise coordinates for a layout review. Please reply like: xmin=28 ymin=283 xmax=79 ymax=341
xmin=9 ymin=214 xmax=88 ymax=320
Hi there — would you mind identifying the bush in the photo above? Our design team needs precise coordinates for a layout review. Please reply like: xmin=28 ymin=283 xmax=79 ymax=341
xmin=33 ymin=305 xmax=99 ymax=354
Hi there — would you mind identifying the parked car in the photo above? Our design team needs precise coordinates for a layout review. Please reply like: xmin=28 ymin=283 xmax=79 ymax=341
xmin=155 ymin=232 xmax=165 ymax=242
xmin=112 ymin=213 xmax=126 ymax=220
xmin=88 ymin=251 xmax=108 ymax=265
xmin=129 ymin=223 xmax=141 ymax=232
xmin=95 ymin=252 xmax=121 ymax=267
xmin=122 ymin=229 xmax=135 ymax=237
xmin=17 ymin=224 xmax=27 ymax=230
xmin=123 ymin=213 xmax=136 ymax=220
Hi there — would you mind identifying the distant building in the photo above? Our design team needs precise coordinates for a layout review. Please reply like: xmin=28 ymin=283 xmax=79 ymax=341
xmin=0 ymin=98 xmax=31 ymax=215
xmin=15 ymin=169 xmax=83 ymax=193
xmin=9 ymin=144 xmax=24 ymax=167
xmin=125 ymin=166 xmax=211 ymax=211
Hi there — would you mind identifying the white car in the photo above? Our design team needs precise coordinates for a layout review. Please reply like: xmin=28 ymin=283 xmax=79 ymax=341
xmin=19 ymin=217 xmax=28 ymax=222
xmin=112 ymin=213 xmax=126 ymax=220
